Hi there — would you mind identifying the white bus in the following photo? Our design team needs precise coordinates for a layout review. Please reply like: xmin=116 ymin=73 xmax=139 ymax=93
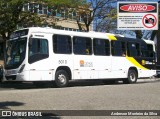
xmin=3 ymin=27 xmax=156 ymax=87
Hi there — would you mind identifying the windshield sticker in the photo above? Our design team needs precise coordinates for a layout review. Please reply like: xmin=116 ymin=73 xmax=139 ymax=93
xmin=14 ymin=56 xmax=20 ymax=62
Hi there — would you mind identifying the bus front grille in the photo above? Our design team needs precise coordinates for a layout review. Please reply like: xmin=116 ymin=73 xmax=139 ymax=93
xmin=5 ymin=75 xmax=16 ymax=80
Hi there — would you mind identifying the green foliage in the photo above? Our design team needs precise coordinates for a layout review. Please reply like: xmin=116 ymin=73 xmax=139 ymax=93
xmin=0 ymin=0 xmax=85 ymax=41
xmin=0 ymin=0 xmax=41 ymax=40
xmin=47 ymin=0 xmax=86 ymax=8
xmin=76 ymin=0 xmax=119 ymax=32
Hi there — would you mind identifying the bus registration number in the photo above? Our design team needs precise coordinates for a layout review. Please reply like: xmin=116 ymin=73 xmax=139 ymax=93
xmin=59 ymin=60 xmax=67 ymax=64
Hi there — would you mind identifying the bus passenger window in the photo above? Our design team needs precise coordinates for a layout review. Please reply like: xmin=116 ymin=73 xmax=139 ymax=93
xmin=127 ymin=42 xmax=140 ymax=57
xmin=93 ymin=38 xmax=110 ymax=56
xmin=53 ymin=34 xmax=71 ymax=54
xmin=28 ymin=38 xmax=49 ymax=64
xmin=73 ymin=36 xmax=92 ymax=55
xmin=111 ymin=41 xmax=125 ymax=56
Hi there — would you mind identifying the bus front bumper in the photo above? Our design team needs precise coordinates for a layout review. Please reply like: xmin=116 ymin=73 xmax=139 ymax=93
xmin=3 ymin=71 xmax=29 ymax=81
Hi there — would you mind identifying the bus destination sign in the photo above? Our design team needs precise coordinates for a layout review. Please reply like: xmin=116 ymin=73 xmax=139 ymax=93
xmin=10 ymin=29 xmax=29 ymax=39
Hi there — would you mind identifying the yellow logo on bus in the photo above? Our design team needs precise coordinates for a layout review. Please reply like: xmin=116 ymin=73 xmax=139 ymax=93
xmin=107 ymin=34 xmax=117 ymax=40
xmin=142 ymin=60 xmax=146 ymax=65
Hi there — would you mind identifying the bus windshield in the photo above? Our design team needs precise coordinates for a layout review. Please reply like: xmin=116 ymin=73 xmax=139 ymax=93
xmin=5 ymin=37 xmax=27 ymax=69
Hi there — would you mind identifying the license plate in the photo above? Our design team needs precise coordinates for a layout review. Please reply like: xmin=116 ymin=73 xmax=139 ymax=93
xmin=6 ymin=71 xmax=11 ymax=75
xmin=8 ymin=78 xmax=12 ymax=80
xmin=6 ymin=70 xmax=16 ymax=75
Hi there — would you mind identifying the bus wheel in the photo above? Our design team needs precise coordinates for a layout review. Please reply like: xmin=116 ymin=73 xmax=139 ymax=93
xmin=123 ymin=69 xmax=137 ymax=84
xmin=55 ymin=70 xmax=69 ymax=88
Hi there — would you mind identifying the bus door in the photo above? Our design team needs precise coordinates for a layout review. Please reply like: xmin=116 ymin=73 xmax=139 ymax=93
xmin=73 ymin=36 xmax=93 ymax=79
xmin=28 ymin=35 xmax=53 ymax=81
xmin=111 ymin=41 xmax=127 ymax=78
xmin=92 ymin=38 xmax=111 ymax=78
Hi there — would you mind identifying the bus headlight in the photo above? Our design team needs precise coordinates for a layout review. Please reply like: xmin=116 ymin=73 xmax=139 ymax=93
xmin=18 ymin=64 xmax=25 ymax=73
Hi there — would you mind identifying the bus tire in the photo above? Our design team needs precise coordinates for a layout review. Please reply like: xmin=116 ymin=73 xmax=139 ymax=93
xmin=123 ymin=69 xmax=137 ymax=84
xmin=55 ymin=70 xmax=69 ymax=88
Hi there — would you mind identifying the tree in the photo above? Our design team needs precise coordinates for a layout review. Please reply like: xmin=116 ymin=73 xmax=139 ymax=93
xmin=95 ymin=7 xmax=117 ymax=32
xmin=79 ymin=0 xmax=144 ymax=39
xmin=0 ymin=0 xmax=44 ymax=61
xmin=47 ymin=0 xmax=85 ymax=7
xmin=134 ymin=30 xmax=143 ymax=39
xmin=46 ymin=0 xmax=87 ymax=31
xmin=94 ymin=0 xmax=143 ymax=39
xmin=76 ymin=0 xmax=115 ymax=32
xmin=0 ymin=0 xmax=85 ymax=41
xmin=0 ymin=0 xmax=85 ymax=61
xmin=0 ymin=0 xmax=43 ymax=41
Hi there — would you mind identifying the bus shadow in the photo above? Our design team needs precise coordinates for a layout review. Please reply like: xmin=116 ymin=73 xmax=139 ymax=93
xmin=0 ymin=79 xmax=159 ymax=89
xmin=68 ymin=79 xmax=160 ymax=88
xmin=0 ymin=101 xmax=61 ymax=118
xmin=0 ymin=80 xmax=121 ymax=89
xmin=0 ymin=82 xmax=52 ymax=89
xmin=68 ymin=79 xmax=122 ymax=87
xmin=136 ymin=79 xmax=160 ymax=84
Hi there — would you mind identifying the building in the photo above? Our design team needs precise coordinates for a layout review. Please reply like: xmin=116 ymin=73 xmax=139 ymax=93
xmin=17 ymin=3 xmax=93 ymax=31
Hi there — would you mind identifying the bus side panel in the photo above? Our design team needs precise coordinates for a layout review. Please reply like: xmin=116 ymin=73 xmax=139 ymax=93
xmin=73 ymin=55 xmax=93 ymax=79
xmin=28 ymin=57 xmax=54 ymax=81
xmin=52 ymin=54 xmax=73 ymax=80
xmin=125 ymin=56 xmax=156 ymax=78
xmin=28 ymin=34 xmax=53 ymax=81
xmin=93 ymin=56 xmax=112 ymax=79
xmin=111 ymin=57 xmax=129 ymax=78
xmin=73 ymin=55 xmax=112 ymax=79
xmin=138 ymin=70 xmax=156 ymax=78
xmin=17 ymin=70 xmax=30 ymax=81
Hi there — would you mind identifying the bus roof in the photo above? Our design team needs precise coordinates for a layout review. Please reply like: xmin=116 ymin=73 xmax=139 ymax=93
xmin=21 ymin=27 xmax=120 ymax=40
xmin=14 ymin=27 xmax=154 ymax=43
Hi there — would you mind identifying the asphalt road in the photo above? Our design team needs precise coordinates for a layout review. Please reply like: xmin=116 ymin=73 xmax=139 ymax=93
xmin=0 ymin=78 xmax=160 ymax=119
